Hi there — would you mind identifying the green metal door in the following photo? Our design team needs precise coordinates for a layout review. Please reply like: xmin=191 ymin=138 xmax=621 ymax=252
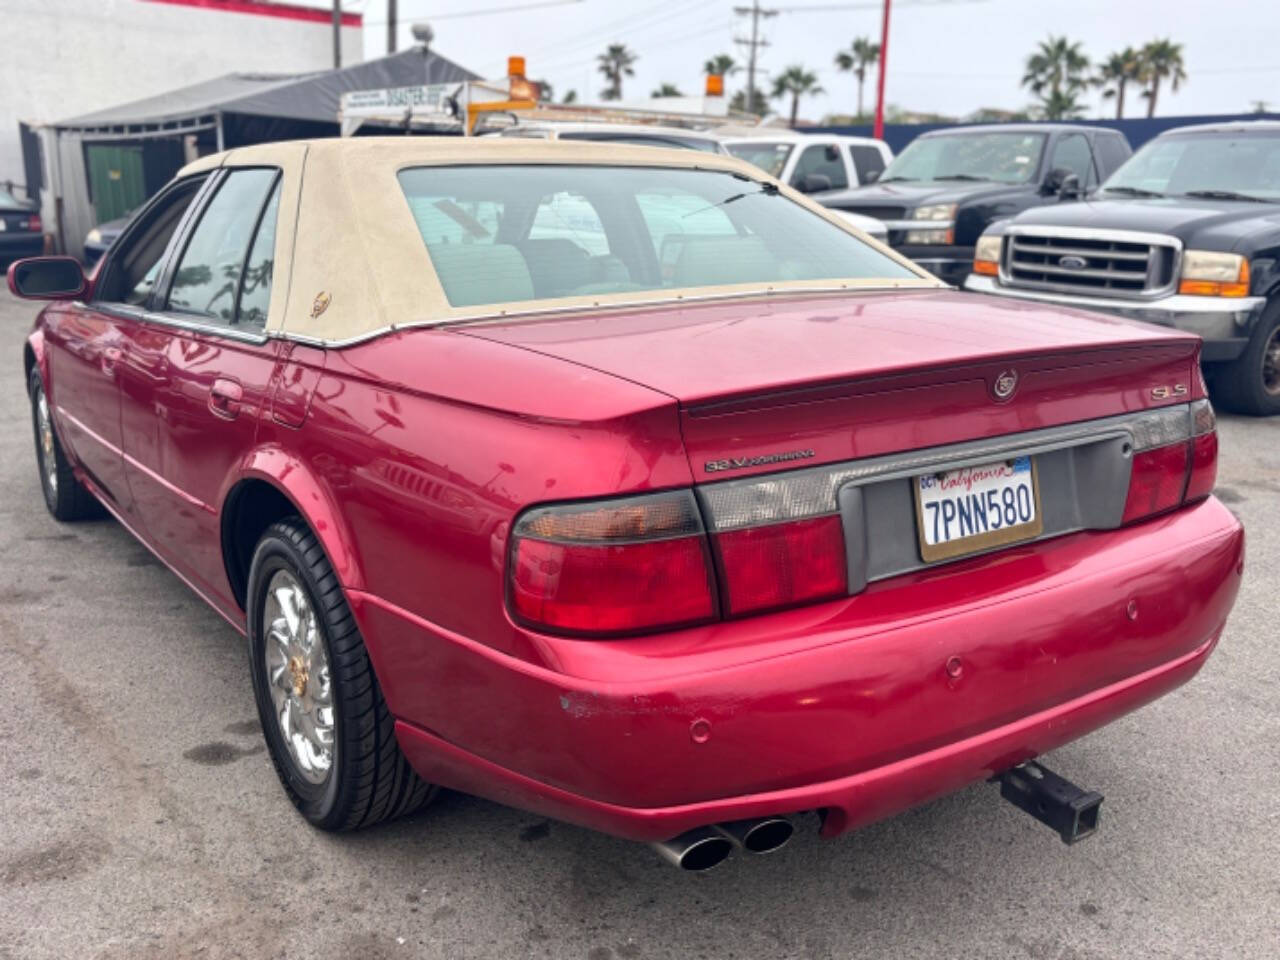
xmin=86 ymin=145 xmax=146 ymax=223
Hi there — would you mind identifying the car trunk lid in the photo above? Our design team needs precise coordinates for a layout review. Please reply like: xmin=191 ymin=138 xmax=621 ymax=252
xmin=460 ymin=288 xmax=1200 ymax=481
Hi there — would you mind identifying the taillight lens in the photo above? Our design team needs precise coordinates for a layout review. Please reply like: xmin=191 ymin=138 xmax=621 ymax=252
xmin=509 ymin=491 xmax=716 ymax=635
xmin=1122 ymin=399 xmax=1217 ymax=524
xmin=714 ymin=515 xmax=847 ymax=616
xmin=21 ymin=213 xmax=42 ymax=232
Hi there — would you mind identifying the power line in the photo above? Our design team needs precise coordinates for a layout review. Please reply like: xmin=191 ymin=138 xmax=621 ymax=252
xmin=734 ymin=2 xmax=778 ymax=115
xmin=361 ymin=0 xmax=583 ymax=26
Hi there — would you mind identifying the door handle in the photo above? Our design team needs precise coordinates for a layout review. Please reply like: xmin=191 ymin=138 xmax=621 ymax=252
xmin=101 ymin=346 xmax=122 ymax=377
xmin=209 ymin=378 xmax=244 ymax=420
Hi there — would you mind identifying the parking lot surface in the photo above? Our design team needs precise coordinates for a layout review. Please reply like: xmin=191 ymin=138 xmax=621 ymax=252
xmin=2 ymin=287 xmax=1278 ymax=960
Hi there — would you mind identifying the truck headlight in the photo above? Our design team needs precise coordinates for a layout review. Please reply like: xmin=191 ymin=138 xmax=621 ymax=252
xmin=973 ymin=234 xmax=1002 ymax=276
xmin=1179 ymin=251 xmax=1250 ymax=297
xmin=86 ymin=228 xmax=103 ymax=246
xmin=905 ymin=203 xmax=955 ymax=244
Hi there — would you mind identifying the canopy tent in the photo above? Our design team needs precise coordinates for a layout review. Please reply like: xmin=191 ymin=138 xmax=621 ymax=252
xmin=42 ymin=48 xmax=478 ymax=255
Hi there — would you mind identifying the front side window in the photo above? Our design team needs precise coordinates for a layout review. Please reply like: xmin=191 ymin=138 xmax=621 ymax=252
xmin=95 ymin=178 xmax=204 ymax=306
xmin=398 ymin=164 xmax=916 ymax=308
xmin=167 ymin=168 xmax=279 ymax=325
xmin=881 ymin=133 xmax=1047 ymax=184
xmin=1047 ymin=134 xmax=1096 ymax=187
xmin=791 ymin=144 xmax=848 ymax=191
xmin=1102 ymin=132 xmax=1280 ymax=201
xmin=724 ymin=142 xmax=794 ymax=178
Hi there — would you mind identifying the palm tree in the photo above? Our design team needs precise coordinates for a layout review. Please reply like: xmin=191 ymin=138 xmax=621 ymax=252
xmin=1022 ymin=36 xmax=1090 ymax=119
xmin=597 ymin=43 xmax=637 ymax=101
xmin=1141 ymin=38 xmax=1187 ymax=117
xmin=1038 ymin=88 xmax=1085 ymax=121
xmin=771 ymin=65 xmax=824 ymax=128
xmin=652 ymin=83 xmax=683 ymax=98
xmin=1094 ymin=47 xmax=1144 ymax=119
xmin=704 ymin=54 xmax=738 ymax=77
xmin=834 ymin=37 xmax=881 ymax=119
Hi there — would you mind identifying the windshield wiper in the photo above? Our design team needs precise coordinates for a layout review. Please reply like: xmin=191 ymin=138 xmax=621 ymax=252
xmin=876 ymin=176 xmax=916 ymax=183
xmin=682 ymin=182 xmax=778 ymax=218
xmin=1180 ymin=189 xmax=1269 ymax=203
xmin=933 ymin=174 xmax=987 ymax=181
xmin=1101 ymin=185 xmax=1165 ymax=199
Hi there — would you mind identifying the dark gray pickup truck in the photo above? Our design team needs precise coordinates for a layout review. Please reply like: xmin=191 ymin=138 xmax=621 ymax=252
xmin=967 ymin=121 xmax=1280 ymax=416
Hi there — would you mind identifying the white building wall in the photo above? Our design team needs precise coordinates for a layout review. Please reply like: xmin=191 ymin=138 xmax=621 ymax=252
xmin=0 ymin=0 xmax=362 ymax=191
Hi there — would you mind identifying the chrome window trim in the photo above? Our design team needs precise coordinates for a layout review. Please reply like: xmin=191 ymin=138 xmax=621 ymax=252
xmin=142 ymin=310 xmax=271 ymax=345
xmin=270 ymin=282 xmax=944 ymax=349
xmin=698 ymin=405 xmax=1194 ymax=533
xmin=999 ymin=224 xmax=1183 ymax=302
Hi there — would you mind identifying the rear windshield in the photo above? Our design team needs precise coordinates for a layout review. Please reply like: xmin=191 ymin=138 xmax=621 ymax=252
xmin=1102 ymin=132 xmax=1280 ymax=201
xmin=724 ymin=142 xmax=793 ymax=177
xmin=397 ymin=164 xmax=915 ymax=308
xmin=880 ymin=132 xmax=1047 ymax=184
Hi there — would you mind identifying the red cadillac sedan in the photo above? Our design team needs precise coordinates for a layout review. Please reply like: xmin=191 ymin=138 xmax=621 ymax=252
xmin=9 ymin=139 xmax=1243 ymax=870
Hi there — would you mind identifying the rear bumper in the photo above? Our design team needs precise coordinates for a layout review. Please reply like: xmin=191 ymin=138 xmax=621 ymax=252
xmin=0 ymin=232 xmax=43 ymax=261
xmin=964 ymin=274 xmax=1265 ymax=362
xmin=354 ymin=498 xmax=1243 ymax=842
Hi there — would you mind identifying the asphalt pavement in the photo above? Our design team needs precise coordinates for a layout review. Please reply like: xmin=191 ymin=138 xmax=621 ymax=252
xmin=1 ymin=287 xmax=1277 ymax=960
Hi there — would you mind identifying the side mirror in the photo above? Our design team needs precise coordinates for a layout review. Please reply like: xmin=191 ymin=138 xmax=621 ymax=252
xmin=799 ymin=173 xmax=833 ymax=194
xmin=1042 ymin=167 xmax=1074 ymax=196
xmin=862 ymin=169 xmax=882 ymax=184
xmin=1057 ymin=173 xmax=1082 ymax=200
xmin=6 ymin=256 xmax=87 ymax=301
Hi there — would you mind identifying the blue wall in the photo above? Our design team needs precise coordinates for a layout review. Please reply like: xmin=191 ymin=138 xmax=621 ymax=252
xmin=808 ymin=113 xmax=1280 ymax=154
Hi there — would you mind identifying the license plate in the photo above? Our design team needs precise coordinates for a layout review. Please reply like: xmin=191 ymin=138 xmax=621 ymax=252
xmin=914 ymin=455 xmax=1042 ymax=562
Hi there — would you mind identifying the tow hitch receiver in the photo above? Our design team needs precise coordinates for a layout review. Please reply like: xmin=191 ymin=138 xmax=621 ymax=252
xmin=998 ymin=761 xmax=1103 ymax=845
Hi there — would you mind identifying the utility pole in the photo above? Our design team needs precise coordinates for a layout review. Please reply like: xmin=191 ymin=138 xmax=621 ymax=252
xmin=734 ymin=2 xmax=777 ymax=116
xmin=387 ymin=0 xmax=397 ymax=54
xmin=332 ymin=0 xmax=342 ymax=69
xmin=872 ymin=0 xmax=891 ymax=139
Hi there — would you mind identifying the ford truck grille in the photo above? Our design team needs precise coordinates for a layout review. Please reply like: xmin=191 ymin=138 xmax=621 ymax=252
xmin=1001 ymin=228 xmax=1181 ymax=299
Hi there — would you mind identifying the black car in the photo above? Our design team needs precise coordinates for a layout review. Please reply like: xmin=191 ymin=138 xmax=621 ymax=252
xmin=821 ymin=124 xmax=1133 ymax=285
xmin=0 ymin=187 xmax=43 ymax=265
xmin=967 ymin=121 xmax=1280 ymax=416
xmin=83 ymin=214 xmax=132 ymax=265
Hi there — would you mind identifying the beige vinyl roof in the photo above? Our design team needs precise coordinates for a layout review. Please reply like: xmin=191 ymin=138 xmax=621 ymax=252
xmin=180 ymin=137 xmax=942 ymax=345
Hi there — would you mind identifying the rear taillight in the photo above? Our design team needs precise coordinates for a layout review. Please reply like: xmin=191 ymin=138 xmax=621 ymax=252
xmin=1122 ymin=399 xmax=1217 ymax=524
xmin=509 ymin=492 xmax=716 ymax=635
xmin=713 ymin=515 xmax=846 ymax=616
xmin=21 ymin=213 xmax=42 ymax=232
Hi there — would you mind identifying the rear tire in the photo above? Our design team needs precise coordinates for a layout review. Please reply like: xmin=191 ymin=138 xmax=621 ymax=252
xmin=1212 ymin=300 xmax=1280 ymax=416
xmin=247 ymin=517 xmax=435 ymax=831
xmin=27 ymin=367 xmax=102 ymax=521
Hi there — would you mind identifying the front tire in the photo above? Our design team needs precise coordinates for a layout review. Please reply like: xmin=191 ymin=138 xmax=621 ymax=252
xmin=1213 ymin=301 xmax=1280 ymax=416
xmin=247 ymin=518 xmax=435 ymax=830
xmin=27 ymin=367 xmax=102 ymax=521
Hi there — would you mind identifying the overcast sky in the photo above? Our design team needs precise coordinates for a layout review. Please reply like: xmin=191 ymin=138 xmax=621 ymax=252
xmin=325 ymin=0 xmax=1278 ymax=122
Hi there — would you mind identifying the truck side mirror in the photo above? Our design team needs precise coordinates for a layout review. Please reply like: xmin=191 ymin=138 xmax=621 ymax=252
xmin=799 ymin=173 xmax=833 ymax=194
xmin=6 ymin=256 xmax=87 ymax=301
xmin=1057 ymin=173 xmax=1082 ymax=200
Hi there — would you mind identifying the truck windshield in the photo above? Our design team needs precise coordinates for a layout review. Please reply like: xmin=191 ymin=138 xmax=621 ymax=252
xmin=398 ymin=164 xmax=916 ymax=308
xmin=725 ymin=142 xmax=794 ymax=177
xmin=1102 ymin=132 xmax=1280 ymax=202
xmin=880 ymin=132 xmax=1047 ymax=184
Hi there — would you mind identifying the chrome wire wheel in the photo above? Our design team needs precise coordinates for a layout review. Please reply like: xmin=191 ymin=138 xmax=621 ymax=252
xmin=1263 ymin=324 xmax=1280 ymax=397
xmin=263 ymin=569 xmax=334 ymax=784
xmin=35 ymin=388 xmax=57 ymax=497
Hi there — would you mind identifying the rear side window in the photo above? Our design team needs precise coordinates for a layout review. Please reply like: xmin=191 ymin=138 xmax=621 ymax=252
xmin=849 ymin=145 xmax=887 ymax=183
xmin=398 ymin=164 xmax=916 ymax=308
xmin=166 ymin=168 xmax=279 ymax=326
xmin=1094 ymin=135 xmax=1132 ymax=177
xmin=791 ymin=144 xmax=849 ymax=190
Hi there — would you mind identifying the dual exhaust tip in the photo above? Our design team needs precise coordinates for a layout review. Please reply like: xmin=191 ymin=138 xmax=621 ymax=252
xmin=651 ymin=816 xmax=794 ymax=871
